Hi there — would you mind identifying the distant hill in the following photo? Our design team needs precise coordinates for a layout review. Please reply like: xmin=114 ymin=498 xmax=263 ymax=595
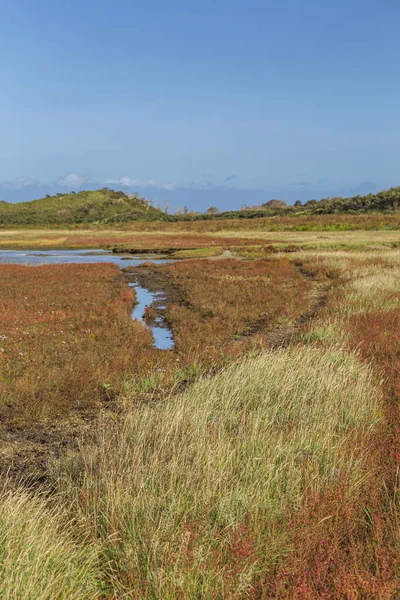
xmin=0 ymin=189 xmax=171 ymax=226
xmin=2 ymin=185 xmax=400 ymax=227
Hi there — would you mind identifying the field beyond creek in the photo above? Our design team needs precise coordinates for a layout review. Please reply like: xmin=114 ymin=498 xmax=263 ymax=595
xmin=1 ymin=223 xmax=400 ymax=598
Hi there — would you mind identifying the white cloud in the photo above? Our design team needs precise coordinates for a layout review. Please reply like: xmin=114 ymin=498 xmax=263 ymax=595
xmin=105 ymin=176 xmax=159 ymax=188
xmin=1 ymin=176 xmax=40 ymax=188
xmin=104 ymin=176 xmax=181 ymax=191
xmin=56 ymin=173 xmax=90 ymax=187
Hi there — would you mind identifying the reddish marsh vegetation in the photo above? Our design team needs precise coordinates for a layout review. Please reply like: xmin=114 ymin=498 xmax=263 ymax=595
xmin=0 ymin=230 xmax=266 ymax=250
xmin=110 ymin=233 xmax=266 ymax=251
xmin=0 ymin=263 xmax=163 ymax=425
xmin=160 ymin=258 xmax=314 ymax=350
xmin=0 ymin=258 xmax=316 ymax=427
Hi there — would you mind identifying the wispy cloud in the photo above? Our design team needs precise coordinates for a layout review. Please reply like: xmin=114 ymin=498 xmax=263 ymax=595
xmin=105 ymin=176 xmax=156 ymax=187
xmin=104 ymin=176 xmax=178 ymax=190
xmin=2 ymin=176 xmax=40 ymax=188
xmin=56 ymin=173 xmax=91 ymax=187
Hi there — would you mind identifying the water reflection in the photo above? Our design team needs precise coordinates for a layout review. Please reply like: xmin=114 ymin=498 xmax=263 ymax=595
xmin=129 ymin=283 xmax=174 ymax=350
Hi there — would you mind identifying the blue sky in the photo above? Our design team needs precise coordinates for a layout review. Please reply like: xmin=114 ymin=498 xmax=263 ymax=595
xmin=1 ymin=0 xmax=399 ymax=210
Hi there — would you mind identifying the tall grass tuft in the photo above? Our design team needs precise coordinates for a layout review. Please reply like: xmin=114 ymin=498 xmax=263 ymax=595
xmin=0 ymin=488 xmax=100 ymax=599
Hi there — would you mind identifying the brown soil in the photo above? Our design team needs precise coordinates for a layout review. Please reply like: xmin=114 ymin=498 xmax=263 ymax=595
xmin=0 ymin=414 xmax=92 ymax=488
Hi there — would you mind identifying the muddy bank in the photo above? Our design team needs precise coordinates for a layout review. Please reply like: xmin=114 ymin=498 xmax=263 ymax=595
xmin=112 ymin=246 xmax=189 ymax=256
xmin=0 ymin=415 xmax=92 ymax=487
xmin=111 ymin=246 xmax=233 ymax=260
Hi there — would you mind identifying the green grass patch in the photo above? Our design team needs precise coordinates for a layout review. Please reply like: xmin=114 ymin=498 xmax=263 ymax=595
xmin=170 ymin=246 xmax=223 ymax=259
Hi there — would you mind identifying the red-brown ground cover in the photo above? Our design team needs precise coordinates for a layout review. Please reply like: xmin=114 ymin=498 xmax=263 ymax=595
xmin=0 ymin=258 xmax=315 ymax=428
xmin=0 ymin=263 xmax=167 ymax=424
xmin=161 ymin=258 xmax=313 ymax=352
xmin=263 ymin=272 xmax=400 ymax=599
xmin=110 ymin=233 xmax=267 ymax=250
xmin=0 ymin=232 xmax=268 ymax=250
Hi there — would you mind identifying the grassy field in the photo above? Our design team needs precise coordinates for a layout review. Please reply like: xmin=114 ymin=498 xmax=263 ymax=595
xmin=0 ymin=255 xmax=312 ymax=483
xmin=2 ymin=221 xmax=400 ymax=252
xmin=1 ymin=227 xmax=400 ymax=597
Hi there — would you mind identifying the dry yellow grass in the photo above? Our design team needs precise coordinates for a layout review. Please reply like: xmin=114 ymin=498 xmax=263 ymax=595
xmin=0 ymin=487 xmax=99 ymax=599
xmin=49 ymin=345 xmax=381 ymax=598
xmin=1 ymin=227 xmax=400 ymax=252
xmin=295 ymin=248 xmax=400 ymax=336
xmin=220 ymin=229 xmax=400 ymax=247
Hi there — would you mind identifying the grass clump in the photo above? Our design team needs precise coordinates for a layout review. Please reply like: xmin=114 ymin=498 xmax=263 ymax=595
xmin=52 ymin=345 xmax=381 ymax=598
xmin=0 ymin=488 xmax=99 ymax=599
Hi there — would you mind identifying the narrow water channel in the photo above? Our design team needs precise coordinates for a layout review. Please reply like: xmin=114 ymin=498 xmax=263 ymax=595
xmin=128 ymin=283 xmax=173 ymax=350
xmin=0 ymin=249 xmax=174 ymax=350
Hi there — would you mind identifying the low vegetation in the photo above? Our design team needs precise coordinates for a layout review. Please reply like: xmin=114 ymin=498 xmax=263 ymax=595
xmin=0 ymin=258 xmax=312 ymax=430
xmin=0 ymin=229 xmax=267 ymax=250
xmin=160 ymin=258 xmax=314 ymax=350
xmin=0 ymin=263 xmax=163 ymax=427
xmin=2 ymin=232 xmax=400 ymax=597
xmin=0 ymin=489 xmax=99 ymax=599
xmin=263 ymin=249 xmax=400 ymax=597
